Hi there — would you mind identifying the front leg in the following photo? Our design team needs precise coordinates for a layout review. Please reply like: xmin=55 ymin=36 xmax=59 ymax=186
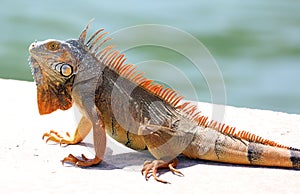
xmin=62 ymin=106 xmax=106 ymax=167
xmin=43 ymin=116 xmax=92 ymax=145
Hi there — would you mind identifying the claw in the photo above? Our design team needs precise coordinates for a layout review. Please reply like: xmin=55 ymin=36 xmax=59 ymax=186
xmin=141 ymin=158 xmax=182 ymax=184
xmin=42 ymin=130 xmax=74 ymax=145
xmin=42 ymin=133 xmax=48 ymax=140
xmin=62 ymin=154 xmax=79 ymax=165
xmin=81 ymin=154 xmax=89 ymax=161
xmin=168 ymin=162 xmax=184 ymax=177
xmin=45 ymin=135 xmax=60 ymax=144
xmin=62 ymin=154 xmax=102 ymax=167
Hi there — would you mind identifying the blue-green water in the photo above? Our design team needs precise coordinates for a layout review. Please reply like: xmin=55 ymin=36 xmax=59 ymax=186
xmin=1 ymin=0 xmax=300 ymax=113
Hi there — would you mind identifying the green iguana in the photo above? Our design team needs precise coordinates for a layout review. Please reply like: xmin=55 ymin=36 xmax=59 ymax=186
xmin=29 ymin=21 xmax=300 ymax=183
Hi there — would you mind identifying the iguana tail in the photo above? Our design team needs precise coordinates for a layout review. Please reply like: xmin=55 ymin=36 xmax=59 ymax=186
xmin=183 ymin=127 xmax=300 ymax=169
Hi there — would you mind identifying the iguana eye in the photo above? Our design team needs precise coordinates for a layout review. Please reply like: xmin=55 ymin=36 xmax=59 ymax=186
xmin=46 ymin=41 xmax=60 ymax=51
xmin=60 ymin=64 xmax=73 ymax=77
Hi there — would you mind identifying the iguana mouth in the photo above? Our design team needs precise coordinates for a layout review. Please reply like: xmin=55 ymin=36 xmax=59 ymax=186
xmin=29 ymin=56 xmax=43 ymax=86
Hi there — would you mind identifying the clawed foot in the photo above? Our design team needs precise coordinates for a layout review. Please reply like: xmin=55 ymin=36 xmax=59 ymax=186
xmin=62 ymin=154 xmax=102 ymax=167
xmin=42 ymin=130 xmax=76 ymax=145
xmin=141 ymin=158 xmax=183 ymax=184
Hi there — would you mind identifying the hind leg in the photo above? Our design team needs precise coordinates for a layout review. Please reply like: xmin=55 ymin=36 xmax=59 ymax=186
xmin=139 ymin=124 xmax=189 ymax=183
xmin=141 ymin=158 xmax=183 ymax=184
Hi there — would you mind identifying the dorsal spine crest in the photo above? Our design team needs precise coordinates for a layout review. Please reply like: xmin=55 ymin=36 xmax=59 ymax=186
xmin=81 ymin=25 xmax=291 ymax=150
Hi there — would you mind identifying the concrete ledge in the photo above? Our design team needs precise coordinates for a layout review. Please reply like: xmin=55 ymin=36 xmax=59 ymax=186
xmin=1 ymin=78 xmax=300 ymax=193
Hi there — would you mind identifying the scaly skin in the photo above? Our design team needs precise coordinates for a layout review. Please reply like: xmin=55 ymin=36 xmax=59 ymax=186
xmin=29 ymin=21 xmax=300 ymax=183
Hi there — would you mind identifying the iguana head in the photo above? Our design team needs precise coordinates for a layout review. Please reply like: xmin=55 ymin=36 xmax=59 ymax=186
xmin=29 ymin=39 xmax=77 ymax=114
xmin=28 ymin=30 xmax=89 ymax=114
xmin=28 ymin=21 xmax=104 ymax=115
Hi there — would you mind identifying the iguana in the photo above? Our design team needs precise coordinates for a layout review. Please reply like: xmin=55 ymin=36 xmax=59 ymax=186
xmin=29 ymin=21 xmax=300 ymax=183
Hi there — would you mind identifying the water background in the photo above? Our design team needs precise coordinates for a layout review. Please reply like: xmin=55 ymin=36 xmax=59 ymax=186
xmin=1 ymin=0 xmax=299 ymax=114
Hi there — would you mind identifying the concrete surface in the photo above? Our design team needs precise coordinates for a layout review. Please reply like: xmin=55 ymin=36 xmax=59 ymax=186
xmin=1 ymin=78 xmax=300 ymax=194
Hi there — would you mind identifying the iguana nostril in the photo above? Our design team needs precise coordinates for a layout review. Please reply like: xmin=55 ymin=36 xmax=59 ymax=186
xmin=29 ymin=43 xmax=35 ymax=52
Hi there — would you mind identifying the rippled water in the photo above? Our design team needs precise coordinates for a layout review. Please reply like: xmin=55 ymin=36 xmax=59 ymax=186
xmin=1 ymin=0 xmax=299 ymax=113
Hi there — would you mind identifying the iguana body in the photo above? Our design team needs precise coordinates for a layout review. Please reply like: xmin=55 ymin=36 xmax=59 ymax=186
xmin=29 ymin=22 xmax=300 ymax=183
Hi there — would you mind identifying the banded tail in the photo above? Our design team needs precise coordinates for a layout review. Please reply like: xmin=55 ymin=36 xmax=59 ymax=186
xmin=183 ymin=127 xmax=300 ymax=169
